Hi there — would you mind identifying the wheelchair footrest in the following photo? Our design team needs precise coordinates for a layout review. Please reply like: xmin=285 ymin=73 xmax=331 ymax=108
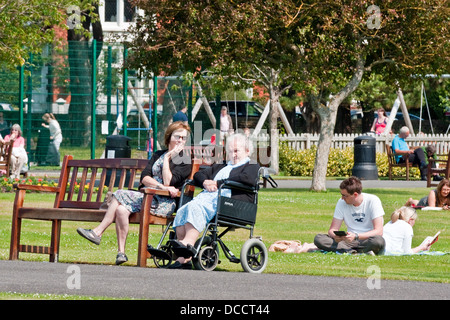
xmin=229 ymin=257 xmax=240 ymax=264
xmin=147 ymin=245 xmax=171 ymax=260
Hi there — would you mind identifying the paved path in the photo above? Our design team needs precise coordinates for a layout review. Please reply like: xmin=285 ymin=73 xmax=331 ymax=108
xmin=1 ymin=260 xmax=448 ymax=301
xmin=274 ymin=179 xmax=428 ymax=189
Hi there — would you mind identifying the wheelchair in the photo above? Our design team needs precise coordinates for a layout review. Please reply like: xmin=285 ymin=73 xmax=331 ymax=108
xmin=147 ymin=167 xmax=277 ymax=273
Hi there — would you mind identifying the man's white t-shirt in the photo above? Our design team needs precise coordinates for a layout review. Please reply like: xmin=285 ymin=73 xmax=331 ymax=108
xmin=333 ymin=192 xmax=385 ymax=234
xmin=382 ymin=220 xmax=414 ymax=254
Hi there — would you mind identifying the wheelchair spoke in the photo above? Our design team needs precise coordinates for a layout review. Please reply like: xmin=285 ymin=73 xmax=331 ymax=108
xmin=247 ymin=247 xmax=263 ymax=267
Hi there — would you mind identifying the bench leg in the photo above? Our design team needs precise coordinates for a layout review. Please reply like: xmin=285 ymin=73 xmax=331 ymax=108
xmin=50 ymin=220 xmax=61 ymax=262
xmin=137 ymin=218 xmax=150 ymax=267
xmin=137 ymin=193 xmax=154 ymax=267
xmin=9 ymin=217 xmax=22 ymax=260
xmin=10 ymin=189 xmax=25 ymax=260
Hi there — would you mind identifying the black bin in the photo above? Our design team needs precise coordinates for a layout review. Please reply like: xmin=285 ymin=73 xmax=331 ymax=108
xmin=105 ymin=135 xmax=132 ymax=186
xmin=352 ymin=135 xmax=378 ymax=180
xmin=105 ymin=135 xmax=131 ymax=159
xmin=35 ymin=128 xmax=50 ymax=166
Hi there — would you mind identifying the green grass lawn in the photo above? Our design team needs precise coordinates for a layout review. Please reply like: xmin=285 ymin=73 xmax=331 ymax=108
xmin=0 ymin=187 xmax=448 ymax=288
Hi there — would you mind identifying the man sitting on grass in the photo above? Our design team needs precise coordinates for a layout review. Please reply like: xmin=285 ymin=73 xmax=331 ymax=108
xmin=314 ymin=176 xmax=386 ymax=255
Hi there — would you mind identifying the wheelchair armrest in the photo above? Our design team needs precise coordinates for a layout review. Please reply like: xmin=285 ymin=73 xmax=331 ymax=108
xmin=183 ymin=179 xmax=195 ymax=186
xmin=220 ymin=180 xmax=257 ymax=193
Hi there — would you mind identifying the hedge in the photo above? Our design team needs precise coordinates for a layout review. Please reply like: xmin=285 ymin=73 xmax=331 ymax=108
xmin=279 ymin=143 xmax=421 ymax=179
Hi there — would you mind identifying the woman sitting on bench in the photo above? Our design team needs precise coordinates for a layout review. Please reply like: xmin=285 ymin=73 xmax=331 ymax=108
xmin=77 ymin=121 xmax=192 ymax=265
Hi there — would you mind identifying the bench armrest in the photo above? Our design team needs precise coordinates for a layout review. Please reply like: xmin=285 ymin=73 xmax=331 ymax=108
xmin=14 ymin=183 xmax=60 ymax=193
xmin=140 ymin=187 xmax=181 ymax=197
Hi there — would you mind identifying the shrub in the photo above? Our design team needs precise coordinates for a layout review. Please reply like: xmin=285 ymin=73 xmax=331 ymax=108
xmin=279 ymin=143 xmax=420 ymax=179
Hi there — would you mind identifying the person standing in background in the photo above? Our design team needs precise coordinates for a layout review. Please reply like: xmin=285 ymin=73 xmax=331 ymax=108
xmin=220 ymin=106 xmax=233 ymax=142
xmin=172 ymin=105 xmax=188 ymax=125
xmin=42 ymin=113 xmax=62 ymax=166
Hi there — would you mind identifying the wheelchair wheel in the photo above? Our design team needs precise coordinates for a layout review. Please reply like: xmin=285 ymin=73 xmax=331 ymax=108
xmin=193 ymin=236 xmax=220 ymax=271
xmin=240 ymin=238 xmax=268 ymax=273
xmin=197 ymin=246 xmax=219 ymax=271
xmin=152 ymin=245 xmax=173 ymax=268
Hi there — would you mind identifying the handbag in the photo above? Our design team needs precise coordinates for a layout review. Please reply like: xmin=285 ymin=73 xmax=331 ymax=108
xmin=99 ymin=191 xmax=113 ymax=210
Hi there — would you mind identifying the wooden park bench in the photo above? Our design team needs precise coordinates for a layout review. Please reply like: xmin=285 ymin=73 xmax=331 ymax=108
xmin=386 ymin=145 xmax=419 ymax=180
xmin=9 ymin=153 xmax=200 ymax=267
xmin=0 ymin=140 xmax=13 ymax=177
xmin=427 ymin=151 xmax=450 ymax=188
xmin=0 ymin=139 xmax=28 ymax=178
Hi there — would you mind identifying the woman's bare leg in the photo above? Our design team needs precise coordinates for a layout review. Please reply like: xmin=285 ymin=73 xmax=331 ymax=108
xmin=174 ymin=223 xmax=200 ymax=263
xmin=115 ymin=205 xmax=132 ymax=253
xmin=93 ymin=198 xmax=120 ymax=237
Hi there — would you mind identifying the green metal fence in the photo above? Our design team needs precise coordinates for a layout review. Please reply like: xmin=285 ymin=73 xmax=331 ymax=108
xmin=0 ymin=41 xmax=225 ymax=170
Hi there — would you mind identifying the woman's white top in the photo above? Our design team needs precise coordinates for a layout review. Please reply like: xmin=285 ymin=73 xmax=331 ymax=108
xmin=383 ymin=220 xmax=414 ymax=254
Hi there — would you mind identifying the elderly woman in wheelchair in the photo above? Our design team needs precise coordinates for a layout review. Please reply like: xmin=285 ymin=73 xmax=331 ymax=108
xmin=149 ymin=133 xmax=268 ymax=272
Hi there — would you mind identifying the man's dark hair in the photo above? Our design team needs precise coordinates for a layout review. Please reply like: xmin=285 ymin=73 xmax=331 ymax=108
xmin=339 ymin=176 xmax=362 ymax=194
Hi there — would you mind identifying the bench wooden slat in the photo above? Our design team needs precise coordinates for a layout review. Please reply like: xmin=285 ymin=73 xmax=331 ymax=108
xmin=18 ymin=207 xmax=174 ymax=226
xmin=67 ymin=167 xmax=78 ymax=201
xmin=427 ymin=151 xmax=450 ymax=187
xmin=85 ymin=167 xmax=97 ymax=202
xmin=97 ymin=169 xmax=107 ymax=202
xmin=19 ymin=207 xmax=108 ymax=222
xmin=20 ymin=245 xmax=50 ymax=254
xmin=58 ymin=201 xmax=105 ymax=209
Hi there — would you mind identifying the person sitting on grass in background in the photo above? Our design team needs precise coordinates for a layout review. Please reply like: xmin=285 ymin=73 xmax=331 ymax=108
xmin=405 ymin=178 xmax=450 ymax=209
xmin=314 ymin=176 xmax=385 ymax=255
xmin=382 ymin=206 xmax=431 ymax=254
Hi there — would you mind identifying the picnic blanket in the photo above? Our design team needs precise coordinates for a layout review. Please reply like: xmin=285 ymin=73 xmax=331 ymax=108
xmin=383 ymin=251 xmax=449 ymax=256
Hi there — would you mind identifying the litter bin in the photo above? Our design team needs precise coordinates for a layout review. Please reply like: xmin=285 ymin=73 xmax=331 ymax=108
xmin=352 ymin=135 xmax=378 ymax=180
xmin=105 ymin=135 xmax=131 ymax=159
xmin=36 ymin=128 xmax=50 ymax=166
xmin=105 ymin=135 xmax=132 ymax=186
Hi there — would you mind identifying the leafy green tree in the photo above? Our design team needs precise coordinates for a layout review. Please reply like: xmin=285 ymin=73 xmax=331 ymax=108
xmin=286 ymin=0 xmax=449 ymax=190
xmin=126 ymin=0 xmax=449 ymax=191
xmin=0 ymin=0 xmax=94 ymax=68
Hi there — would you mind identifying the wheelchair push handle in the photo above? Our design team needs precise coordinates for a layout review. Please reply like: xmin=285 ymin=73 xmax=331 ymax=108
xmin=259 ymin=167 xmax=278 ymax=188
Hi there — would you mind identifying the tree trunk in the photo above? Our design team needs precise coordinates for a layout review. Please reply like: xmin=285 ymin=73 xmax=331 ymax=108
xmin=310 ymin=56 xmax=366 ymax=191
xmin=67 ymin=2 xmax=103 ymax=147
xmin=269 ymin=83 xmax=280 ymax=174
xmin=311 ymin=99 xmax=337 ymax=191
